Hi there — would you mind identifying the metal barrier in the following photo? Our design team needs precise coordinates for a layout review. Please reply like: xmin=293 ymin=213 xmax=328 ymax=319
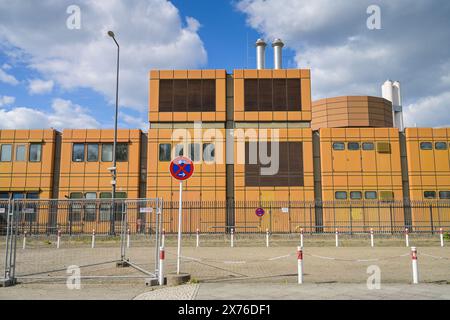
xmin=1 ymin=198 xmax=163 ymax=287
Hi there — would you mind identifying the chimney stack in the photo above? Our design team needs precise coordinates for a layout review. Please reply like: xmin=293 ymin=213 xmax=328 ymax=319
xmin=272 ymin=38 xmax=284 ymax=69
xmin=255 ymin=39 xmax=267 ymax=70
xmin=382 ymin=80 xmax=404 ymax=131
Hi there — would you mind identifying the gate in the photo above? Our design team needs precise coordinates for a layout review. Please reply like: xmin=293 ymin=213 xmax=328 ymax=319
xmin=1 ymin=198 xmax=163 ymax=287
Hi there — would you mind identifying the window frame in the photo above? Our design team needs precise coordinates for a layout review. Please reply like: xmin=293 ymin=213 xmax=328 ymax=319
xmin=335 ymin=191 xmax=348 ymax=200
xmin=350 ymin=191 xmax=363 ymax=200
xmin=423 ymin=191 xmax=436 ymax=199
xmin=29 ymin=144 xmax=42 ymax=162
xmin=87 ymin=144 xmax=99 ymax=162
xmin=362 ymin=142 xmax=375 ymax=151
xmin=115 ymin=143 xmax=128 ymax=162
xmin=159 ymin=143 xmax=172 ymax=162
xmin=420 ymin=142 xmax=433 ymax=150
xmin=0 ymin=144 xmax=12 ymax=162
xmin=435 ymin=142 xmax=448 ymax=150
xmin=332 ymin=142 xmax=345 ymax=151
xmin=364 ymin=191 xmax=378 ymax=200
xmin=15 ymin=144 xmax=26 ymax=162
xmin=203 ymin=143 xmax=215 ymax=162
xmin=101 ymin=144 xmax=113 ymax=162
xmin=72 ymin=143 xmax=85 ymax=162
xmin=347 ymin=142 xmax=360 ymax=151
xmin=439 ymin=191 xmax=450 ymax=200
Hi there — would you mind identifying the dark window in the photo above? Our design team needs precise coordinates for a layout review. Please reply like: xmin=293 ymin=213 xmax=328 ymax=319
xmin=365 ymin=191 xmax=378 ymax=199
xmin=350 ymin=191 xmax=362 ymax=200
xmin=173 ymin=79 xmax=187 ymax=112
xmin=348 ymin=142 xmax=360 ymax=151
xmin=424 ymin=191 xmax=436 ymax=199
xmin=26 ymin=193 xmax=39 ymax=199
xmin=439 ymin=191 xmax=450 ymax=199
xmin=259 ymin=79 xmax=272 ymax=111
xmin=69 ymin=192 xmax=83 ymax=222
xmin=335 ymin=191 xmax=347 ymax=200
xmin=116 ymin=143 xmax=128 ymax=162
xmin=159 ymin=144 xmax=171 ymax=162
xmin=29 ymin=144 xmax=42 ymax=162
xmin=435 ymin=142 xmax=448 ymax=150
xmin=175 ymin=144 xmax=184 ymax=157
xmin=87 ymin=144 xmax=99 ymax=162
xmin=159 ymin=79 xmax=173 ymax=112
xmin=244 ymin=79 xmax=258 ymax=111
xmin=420 ymin=142 xmax=433 ymax=150
xmin=84 ymin=192 xmax=97 ymax=222
xmin=362 ymin=142 xmax=375 ymax=151
xmin=286 ymin=79 xmax=301 ymax=111
xmin=0 ymin=193 xmax=9 ymax=199
xmin=188 ymin=79 xmax=202 ymax=112
xmin=333 ymin=142 xmax=345 ymax=150
xmin=376 ymin=142 xmax=391 ymax=153
xmin=245 ymin=141 xmax=304 ymax=187
xmin=102 ymin=144 xmax=113 ymax=162
xmin=273 ymin=79 xmax=287 ymax=111
xmin=202 ymin=79 xmax=216 ymax=112
xmin=72 ymin=144 xmax=85 ymax=162
xmin=0 ymin=144 xmax=12 ymax=162
xmin=203 ymin=143 xmax=215 ymax=162
xmin=189 ymin=143 xmax=201 ymax=162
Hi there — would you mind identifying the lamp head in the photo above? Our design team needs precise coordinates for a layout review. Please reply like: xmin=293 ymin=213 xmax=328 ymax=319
xmin=107 ymin=31 xmax=115 ymax=38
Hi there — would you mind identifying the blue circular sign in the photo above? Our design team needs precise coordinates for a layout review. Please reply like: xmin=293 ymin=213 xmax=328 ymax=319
xmin=255 ymin=208 xmax=265 ymax=217
xmin=170 ymin=156 xmax=194 ymax=181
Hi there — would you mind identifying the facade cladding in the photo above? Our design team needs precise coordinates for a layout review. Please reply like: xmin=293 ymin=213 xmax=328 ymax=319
xmin=1 ymin=68 xmax=450 ymax=232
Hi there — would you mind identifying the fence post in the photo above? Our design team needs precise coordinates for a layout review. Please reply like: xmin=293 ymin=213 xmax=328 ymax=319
xmin=196 ymin=228 xmax=200 ymax=248
xmin=231 ymin=227 xmax=234 ymax=248
xmin=297 ymin=246 xmax=303 ymax=284
xmin=349 ymin=204 xmax=353 ymax=235
xmin=411 ymin=247 xmax=419 ymax=284
xmin=335 ymin=228 xmax=339 ymax=247
xmin=159 ymin=246 xmax=165 ymax=286
xmin=91 ymin=229 xmax=95 ymax=249
xmin=22 ymin=231 xmax=27 ymax=250
xmin=57 ymin=229 xmax=61 ymax=249
xmin=429 ymin=204 xmax=434 ymax=234
xmin=300 ymin=228 xmax=304 ymax=248
xmin=405 ymin=228 xmax=409 ymax=247
xmin=389 ymin=204 xmax=394 ymax=235
xmin=440 ymin=228 xmax=444 ymax=247
xmin=266 ymin=228 xmax=269 ymax=248
xmin=127 ymin=228 xmax=130 ymax=248
xmin=370 ymin=228 xmax=374 ymax=248
xmin=161 ymin=228 xmax=165 ymax=247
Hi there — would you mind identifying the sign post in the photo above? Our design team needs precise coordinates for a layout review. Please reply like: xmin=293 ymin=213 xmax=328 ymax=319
xmin=170 ymin=156 xmax=194 ymax=275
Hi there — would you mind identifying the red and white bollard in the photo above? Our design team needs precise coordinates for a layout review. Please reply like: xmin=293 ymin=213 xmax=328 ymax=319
xmin=405 ymin=228 xmax=410 ymax=247
xmin=57 ymin=229 xmax=61 ymax=249
xmin=127 ymin=228 xmax=131 ymax=248
xmin=297 ymin=246 xmax=303 ymax=284
xmin=91 ymin=229 xmax=96 ymax=248
xmin=370 ymin=228 xmax=374 ymax=248
xmin=335 ymin=229 xmax=339 ymax=247
xmin=231 ymin=228 xmax=235 ymax=248
xmin=23 ymin=231 xmax=27 ymax=250
xmin=439 ymin=228 xmax=444 ymax=247
xmin=300 ymin=228 xmax=304 ymax=248
xmin=161 ymin=228 xmax=165 ymax=247
xmin=411 ymin=247 xmax=419 ymax=284
xmin=266 ymin=228 xmax=270 ymax=248
xmin=159 ymin=246 xmax=165 ymax=286
xmin=196 ymin=228 xmax=200 ymax=248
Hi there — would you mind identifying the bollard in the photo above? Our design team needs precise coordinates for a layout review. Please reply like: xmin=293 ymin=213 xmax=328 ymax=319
xmin=196 ymin=228 xmax=200 ymax=248
xmin=439 ymin=228 xmax=444 ymax=247
xmin=411 ymin=247 xmax=419 ymax=284
xmin=297 ymin=246 xmax=303 ymax=284
xmin=127 ymin=228 xmax=130 ymax=248
xmin=57 ymin=229 xmax=61 ymax=249
xmin=162 ymin=228 xmax=165 ymax=248
xmin=23 ymin=231 xmax=27 ymax=250
xmin=91 ymin=229 xmax=96 ymax=249
xmin=335 ymin=229 xmax=339 ymax=247
xmin=405 ymin=228 xmax=409 ymax=247
xmin=300 ymin=228 xmax=304 ymax=248
xmin=266 ymin=228 xmax=269 ymax=248
xmin=370 ymin=228 xmax=374 ymax=248
xmin=231 ymin=228 xmax=235 ymax=248
xmin=159 ymin=246 xmax=165 ymax=286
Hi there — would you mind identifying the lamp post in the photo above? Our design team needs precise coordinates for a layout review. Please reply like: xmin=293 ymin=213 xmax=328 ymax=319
xmin=108 ymin=30 xmax=119 ymax=235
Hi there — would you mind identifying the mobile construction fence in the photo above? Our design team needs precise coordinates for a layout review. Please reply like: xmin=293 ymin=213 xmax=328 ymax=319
xmin=1 ymin=199 xmax=163 ymax=287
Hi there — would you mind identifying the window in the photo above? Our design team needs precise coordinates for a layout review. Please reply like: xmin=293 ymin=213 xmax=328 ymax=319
xmin=15 ymin=145 xmax=26 ymax=161
xmin=376 ymin=142 xmax=391 ymax=154
xmin=116 ymin=143 xmax=128 ymax=162
xmin=420 ymin=142 xmax=432 ymax=150
xmin=335 ymin=191 xmax=347 ymax=200
xmin=189 ymin=143 xmax=201 ymax=161
xmin=29 ymin=144 xmax=42 ymax=162
xmin=439 ymin=191 xmax=450 ymax=199
xmin=365 ymin=191 xmax=378 ymax=200
xmin=12 ymin=193 xmax=25 ymax=199
xmin=72 ymin=144 xmax=85 ymax=162
xmin=379 ymin=191 xmax=394 ymax=201
xmin=99 ymin=192 xmax=112 ymax=221
xmin=0 ymin=144 xmax=12 ymax=162
xmin=69 ymin=192 xmax=83 ymax=222
xmin=362 ymin=142 xmax=375 ymax=151
xmin=435 ymin=142 xmax=448 ymax=150
xmin=84 ymin=192 xmax=97 ymax=222
xmin=175 ymin=144 xmax=184 ymax=157
xmin=0 ymin=193 xmax=9 ymax=199
xmin=424 ymin=191 xmax=436 ymax=199
xmin=350 ymin=191 xmax=362 ymax=200
xmin=332 ymin=142 xmax=345 ymax=151
xmin=159 ymin=144 xmax=171 ymax=162
xmin=87 ymin=144 xmax=99 ymax=162
xmin=348 ymin=142 xmax=360 ymax=151
xmin=26 ymin=193 xmax=39 ymax=199
xmin=102 ymin=144 xmax=113 ymax=162
xmin=203 ymin=143 xmax=215 ymax=162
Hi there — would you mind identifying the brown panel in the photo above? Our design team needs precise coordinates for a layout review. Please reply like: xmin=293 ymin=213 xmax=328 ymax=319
xmin=173 ymin=79 xmax=187 ymax=112
xmin=187 ymin=79 xmax=202 ymax=112
xmin=273 ymin=79 xmax=287 ymax=111
xmin=244 ymin=79 xmax=258 ymax=111
xmin=259 ymin=79 xmax=272 ymax=111
xmin=159 ymin=79 xmax=173 ymax=112
xmin=287 ymin=79 xmax=301 ymax=111
xmin=202 ymin=79 xmax=216 ymax=112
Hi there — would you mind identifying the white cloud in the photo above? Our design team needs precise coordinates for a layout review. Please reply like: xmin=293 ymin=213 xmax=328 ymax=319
xmin=0 ymin=98 xmax=100 ymax=129
xmin=1 ymin=63 xmax=11 ymax=70
xmin=28 ymin=79 xmax=54 ymax=95
xmin=120 ymin=112 xmax=148 ymax=130
xmin=0 ymin=95 xmax=15 ymax=106
xmin=404 ymin=92 xmax=450 ymax=128
xmin=0 ymin=68 xmax=19 ymax=85
xmin=0 ymin=0 xmax=207 ymax=111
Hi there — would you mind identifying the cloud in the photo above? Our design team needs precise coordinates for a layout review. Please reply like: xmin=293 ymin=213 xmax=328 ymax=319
xmin=0 ymin=0 xmax=207 ymax=111
xmin=28 ymin=79 xmax=54 ymax=95
xmin=0 ymin=95 xmax=15 ymax=106
xmin=237 ymin=0 xmax=450 ymax=127
xmin=404 ymin=92 xmax=450 ymax=128
xmin=120 ymin=112 xmax=148 ymax=131
xmin=0 ymin=98 xmax=100 ymax=129
xmin=0 ymin=68 xmax=19 ymax=85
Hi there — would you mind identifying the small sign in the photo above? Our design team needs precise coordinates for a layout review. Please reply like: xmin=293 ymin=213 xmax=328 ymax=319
xmin=281 ymin=207 xmax=289 ymax=213
xmin=140 ymin=207 xmax=153 ymax=213
xmin=24 ymin=208 xmax=35 ymax=214
xmin=170 ymin=156 xmax=194 ymax=181
xmin=0 ymin=208 xmax=5 ymax=214
xmin=255 ymin=207 xmax=265 ymax=217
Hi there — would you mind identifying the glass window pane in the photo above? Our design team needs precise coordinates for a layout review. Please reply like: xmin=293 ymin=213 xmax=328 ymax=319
xmin=348 ymin=142 xmax=360 ymax=151
xmin=350 ymin=191 xmax=362 ymax=199
xmin=72 ymin=144 xmax=85 ymax=162
xmin=365 ymin=191 xmax=378 ymax=199
xmin=102 ymin=144 xmax=113 ymax=162
xmin=203 ymin=143 xmax=215 ymax=162
xmin=87 ymin=144 xmax=99 ymax=162
xmin=84 ymin=192 xmax=97 ymax=222
xmin=100 ymin=192 xmax=112 ymax=199
xmin=116 ymin=143 xmax=128 ymax=162
xmin=159 ymin=144 xmax=171 ymax=162
xmin=424 ymin=191 xmax=436 ymax=199
xmin=0 ymin=192 xmax=9 ymax=199
xmin=70 ymin=192 xmax=83 ymax=199
xmin=175 ymin=144 xmax=184 ymax=157
xmin=362 ymin=142 xmax=374 ymax=151
xmin=332 ymin=142 xmax=345 ymax=151
xmin=189 ymin=143 xmax=200 ymax=161
xmin=29 ymin=144 xmax=42 ymax=162
xmin=115 ymin=192 xmax=127 ymax=199
xmin=420 ymin=142 xmax=432 ymax=150
xmin=12 ymin=193 xmax=25 ymax=199
xmin=26 ymin=193 xmax=39 ymax=199
xmin=335 ymin=191 xmax=347 ymax=200
xmin=15 ymin=145 xmax=26 ymax=161
xmin=439 ymin=191 xmax=450 ymax=199
xmin=0 ymin=144 xmax=12 ymax=162
xmin=435 ymin=142 xmax=448 ymax=150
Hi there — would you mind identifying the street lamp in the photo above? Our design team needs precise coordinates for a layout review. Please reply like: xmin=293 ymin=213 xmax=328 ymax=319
xmin=108 ymin=30 xmax=119 ymax=235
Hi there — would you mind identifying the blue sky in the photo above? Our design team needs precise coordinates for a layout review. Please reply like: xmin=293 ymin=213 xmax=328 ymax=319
xmin=1 ymin=0 xmax=450 ymax=130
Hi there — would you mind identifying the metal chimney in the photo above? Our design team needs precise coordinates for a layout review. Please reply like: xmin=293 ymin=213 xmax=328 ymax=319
xmin=382 ymin=80 xmax=404 ymax=131
xmin=255 ymin=39 xmax=267 ymax=70
xmin=272 ymin=38 xmax=284 ymax=69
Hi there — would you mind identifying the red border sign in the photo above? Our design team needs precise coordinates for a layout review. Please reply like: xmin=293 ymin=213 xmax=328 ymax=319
xmin=170 ymin=156 xmax=194 ymax=181
xmin=255 ymin=207 xmax=265 ymax=217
